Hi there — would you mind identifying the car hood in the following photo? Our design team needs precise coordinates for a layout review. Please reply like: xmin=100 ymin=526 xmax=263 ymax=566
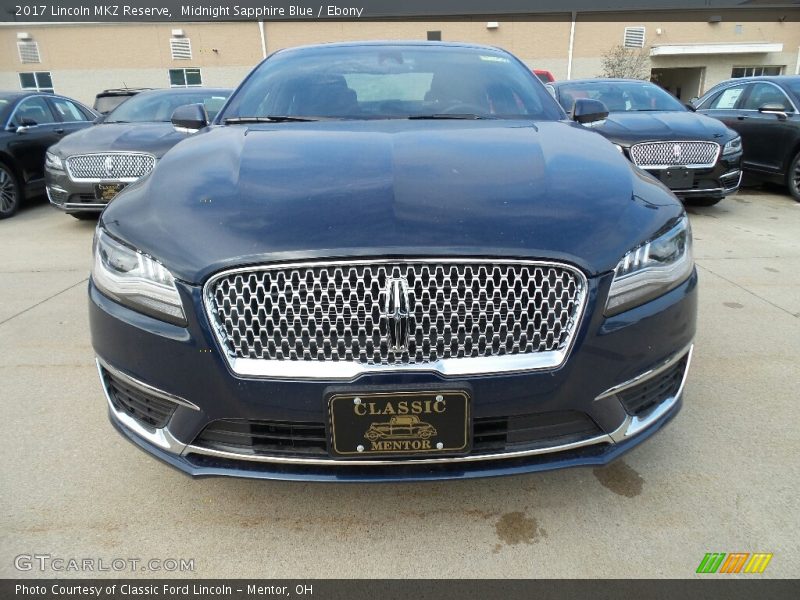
xmin=52 ymin=122 xmax=188 ymax=158
xmin=590 ymin=110 xmax=734 ymax=145
xmin=102 ymin=120 xmax=683 ymax=284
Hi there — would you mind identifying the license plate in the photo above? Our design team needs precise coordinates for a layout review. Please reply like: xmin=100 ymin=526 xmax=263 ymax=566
xmin=94 ymin=183 xmax=126 ymax=202
xmin=661 ymin=167 xmax=693 ymax=190
xmin=328 ymin=390 xmax=470 ymax=458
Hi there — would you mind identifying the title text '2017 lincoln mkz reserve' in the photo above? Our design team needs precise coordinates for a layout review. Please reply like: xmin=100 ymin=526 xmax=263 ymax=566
xmin=90 ymin=42 xmax=697 ymax=481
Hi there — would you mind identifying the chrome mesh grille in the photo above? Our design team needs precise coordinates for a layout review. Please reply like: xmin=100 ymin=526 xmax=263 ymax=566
xmin=66 ymin=153 xmax=155 ymax=180
xmin=206 ymin=261 xmax=586 ymax=366
xmin=629 ymin=141 xmax=719 ymax=168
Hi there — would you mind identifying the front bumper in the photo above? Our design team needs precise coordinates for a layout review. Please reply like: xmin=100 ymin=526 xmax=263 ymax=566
xmin=638 ymin=151 xmax=743 ymax=199
xmin=89 ymin=268 xmax=698 ymax=482
xmin=45 ymin=165 xmax=117 ymax=213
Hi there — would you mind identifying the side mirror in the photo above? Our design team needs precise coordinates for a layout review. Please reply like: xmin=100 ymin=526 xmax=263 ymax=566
xmin=16 ymin=117 xmax=37 ymax=133
xmin=758 ymin=103 xmax=788 ymax=120
xmin=684 ymin=103 xmax=697 ymax=112
xmin=93 ymin=114 xmax=106 ymax=124
xmin=572 ymin=98 xmax=609 ymax=125
xmin=171 ymin=103 xmax=208 ymax=133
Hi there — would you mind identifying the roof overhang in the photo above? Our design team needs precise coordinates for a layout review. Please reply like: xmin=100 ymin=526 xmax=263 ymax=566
xmin=650 ymin=42 xmax=784 ymax=56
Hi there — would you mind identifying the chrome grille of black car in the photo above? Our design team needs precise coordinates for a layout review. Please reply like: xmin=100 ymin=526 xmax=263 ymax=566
xmin=629 ymin=141 xmax=719 ymax=168
xmin=206 ymin=260 xmax=586 ymax=367
xmin=66 ymin=153 xmax=156 ymax=180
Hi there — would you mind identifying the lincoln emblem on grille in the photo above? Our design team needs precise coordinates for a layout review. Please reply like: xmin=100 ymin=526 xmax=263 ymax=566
xmin=383 ymin=277 xmax=410 ymax=351
xmin=104 ymin=156 xmax=116 ymax=177
xmin=673 ymin=144 xmax=682 ymax=160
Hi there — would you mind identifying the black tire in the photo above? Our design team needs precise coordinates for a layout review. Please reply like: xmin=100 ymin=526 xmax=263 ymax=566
xmin=69 ymin=212 xmax=100 ymax=221
xmin=685 ymin=196 xmax=723 ymax=207
xmin=787 ymin=151 xmax=800 ymax=202
xmin=0 ymin=162 xmax=21 ymax=219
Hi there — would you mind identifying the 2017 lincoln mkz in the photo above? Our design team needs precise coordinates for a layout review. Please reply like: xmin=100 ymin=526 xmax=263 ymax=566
xmin=90 ymin=42 xmax=697 ymax=482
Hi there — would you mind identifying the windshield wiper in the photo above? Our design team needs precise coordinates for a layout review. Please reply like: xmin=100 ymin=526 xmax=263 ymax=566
xmin=224 ymin=116 xmax=320 ymax=123
xmin=408 ymin=113 xmax=493 ymax=120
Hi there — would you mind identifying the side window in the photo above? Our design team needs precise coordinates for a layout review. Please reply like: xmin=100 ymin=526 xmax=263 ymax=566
xmin=10 ymin=96 xmax=56 ymax=127
xmin=740 ymin=83 xmax=792 ymax=111
xmin=707 ymin=85 xmax=747 ymax=110
xmin=49 ymin=97 xmax=91 ymax=122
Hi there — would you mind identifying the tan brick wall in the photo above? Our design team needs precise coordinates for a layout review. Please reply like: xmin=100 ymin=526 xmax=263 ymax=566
xmin=1 ymin=11 xmax=797 ymax=101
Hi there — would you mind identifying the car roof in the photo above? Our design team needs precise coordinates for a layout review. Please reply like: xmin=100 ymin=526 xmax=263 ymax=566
xmin=274 ymin=40 xmax=511 ymax=56
xmin=708 ymin=75 xmax=800 ymax=88
xmin=551 ymin=78 xmax=654 ymax=87
xmin=133 ymin=87 xmax=232 ymax=98
xmin=0 ymin=90 xmax=35 ymax=101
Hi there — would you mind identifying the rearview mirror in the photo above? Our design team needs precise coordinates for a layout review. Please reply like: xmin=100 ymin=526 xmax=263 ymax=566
xmin=171 ymin=103 xmax=209 ymax=133
xmin=572 ymin=98 xmax=609 ymax=125
xmin=758 ymin=103 xmax=788 ymax=120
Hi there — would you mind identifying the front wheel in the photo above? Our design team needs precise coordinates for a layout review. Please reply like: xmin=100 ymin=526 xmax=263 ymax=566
xmin=0 ymin=163 xmax=21 ymax=219
xmin=685 ymin=196 xmax=723 ymax=207
xmin=787 ymin=151 xmax=800 ymax=202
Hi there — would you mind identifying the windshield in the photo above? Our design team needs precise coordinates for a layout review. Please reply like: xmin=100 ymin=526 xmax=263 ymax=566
xmin=105 ymin=90 xmax=230 ymax=123
xmin=221 ymin=45 xmax=564 ymax=121
xmin=557 ymin=81 xmax=685 ymax=113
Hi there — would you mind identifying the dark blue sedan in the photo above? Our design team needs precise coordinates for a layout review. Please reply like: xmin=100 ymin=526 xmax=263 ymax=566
xmin=89 ymin=42 xmax=697 ymax=481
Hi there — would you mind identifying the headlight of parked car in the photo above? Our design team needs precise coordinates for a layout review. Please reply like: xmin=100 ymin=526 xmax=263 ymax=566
xmin=722 ymin=136 xmax=742 ymax=156
xmin=92 ymin=229 xmax=186 ymax=325
xmin=45 ymin=151 xmax=64 ymax=171
xmin=605 ymin=216 xmax=693 ymax=316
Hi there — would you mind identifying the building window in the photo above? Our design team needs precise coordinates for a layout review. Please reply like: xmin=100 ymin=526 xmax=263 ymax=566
xmin=17 ymin=40 xmax=41 ymax=63
xmin=623 ymin=26 xmax=646 ymax=48
xmin=427 ymin=31 xmax=442 ymax=41
xmin=169 ymin=68 xmax=202 ymax=87
xmin=19 ymin=71 xmax=53 ymax=93
xmin=731 ymin=66 xmax=783 ymax=78
xmin=170 ymin=37 xmax=192 ymax=60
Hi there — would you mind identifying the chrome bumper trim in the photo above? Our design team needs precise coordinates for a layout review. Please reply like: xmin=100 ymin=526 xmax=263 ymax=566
xmin=183 ymin=432 xmax=613 ymax=466
xmin=600 ymin=344 xmax=693 ymax=442
xmin=97 ymin=359 xmax=190 ymax=453
xmin=101 ymin=346 xmax=691 ymax=467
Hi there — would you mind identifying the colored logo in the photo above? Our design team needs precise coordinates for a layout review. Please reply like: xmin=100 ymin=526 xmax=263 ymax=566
xmin=696 ymin=552 xmax=773 ymax=574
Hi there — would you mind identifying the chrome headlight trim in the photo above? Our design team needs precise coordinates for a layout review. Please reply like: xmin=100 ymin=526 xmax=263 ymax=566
xmin=605 ymin=216 xmax=693 ymax=316
xmin=45 ymin=151 xmax=64 ymax=171
xmin=722 ymin=136 xmax=742 ymax=156
xmin=92 ymin=229 xmax=186 ymax=326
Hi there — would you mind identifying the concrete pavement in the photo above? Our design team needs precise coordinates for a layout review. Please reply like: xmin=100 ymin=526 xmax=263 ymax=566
xmin=1 ymin=190 xmax=798 ymax=578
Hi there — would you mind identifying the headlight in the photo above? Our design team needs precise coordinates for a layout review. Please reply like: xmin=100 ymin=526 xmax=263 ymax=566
xmin=92 ymin=229 xmax=186 ymax=325
xmin=45 ymin=151 xmax=64 ymax=171
xmin=606 ymin=216 xmax=693 ymax=315
xmin=722 ymin=136 xmax=742 ymax=156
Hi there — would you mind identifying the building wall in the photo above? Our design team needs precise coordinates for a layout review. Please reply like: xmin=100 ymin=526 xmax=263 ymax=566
xmin=1 ymin=12 xmax=797 ymax=105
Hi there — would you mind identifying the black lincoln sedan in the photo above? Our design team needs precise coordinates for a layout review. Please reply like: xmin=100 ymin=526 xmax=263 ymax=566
xmin=549 ymin=78 xmax=743 ymax=206
xmin=91 ymin=42 xmax=696 ymax=482
xmin=693 ymin=75 xmax=800 ymax=201
xmin=0 ymin=91 xmax=97 ymax=219
xmin=45 ymin=87 xmax=231 ymax=219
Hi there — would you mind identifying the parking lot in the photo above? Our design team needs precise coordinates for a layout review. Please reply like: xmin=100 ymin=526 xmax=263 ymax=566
xmin=1 ymin=188 xmax=798 ymax=578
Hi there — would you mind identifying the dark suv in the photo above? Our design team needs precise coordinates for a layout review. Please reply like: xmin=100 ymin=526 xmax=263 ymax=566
xmin=693 ymin=76 xmax=800 ymax=201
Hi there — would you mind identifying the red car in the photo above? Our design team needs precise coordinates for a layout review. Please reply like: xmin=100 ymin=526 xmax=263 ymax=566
xmin=533 ymin=69 xmax=555 ymax=83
